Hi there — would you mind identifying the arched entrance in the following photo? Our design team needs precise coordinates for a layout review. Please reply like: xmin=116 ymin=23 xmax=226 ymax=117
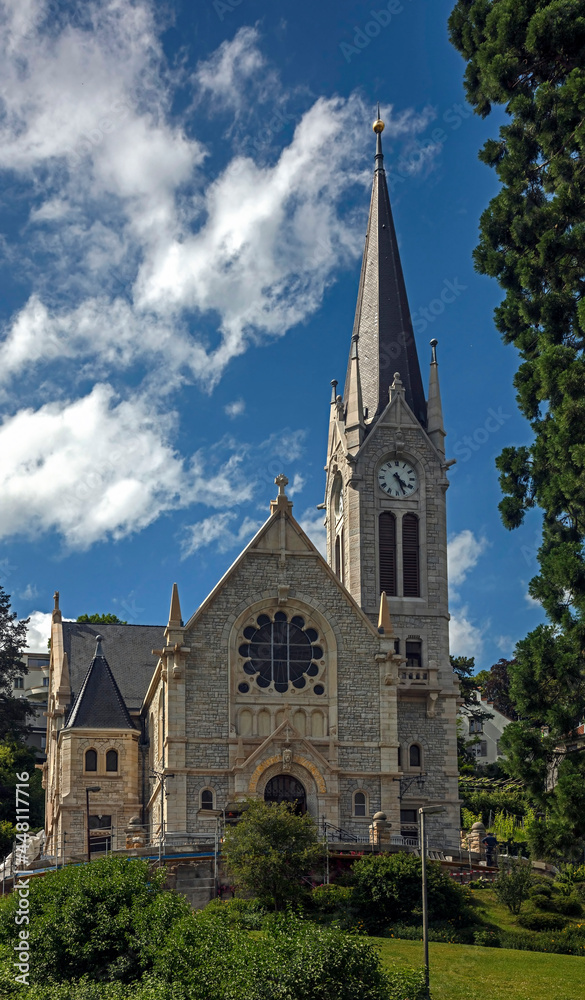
xmin=264 ymin=775 xmax=307 ymax=815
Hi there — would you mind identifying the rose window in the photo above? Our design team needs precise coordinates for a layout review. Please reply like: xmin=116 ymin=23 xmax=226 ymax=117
xmin=238 ymin=611 xmax=324 ymax=694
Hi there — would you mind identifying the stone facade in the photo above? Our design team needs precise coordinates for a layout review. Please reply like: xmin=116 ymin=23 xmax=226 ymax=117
xmin=43 ymin=120 xmax=460 ymax=858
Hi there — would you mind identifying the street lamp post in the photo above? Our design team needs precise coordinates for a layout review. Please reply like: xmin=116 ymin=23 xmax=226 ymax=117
xmin=419 ymin=805 xmax=445 ymax=997
xmin=86 ymin=786 xmax=101 ymax=863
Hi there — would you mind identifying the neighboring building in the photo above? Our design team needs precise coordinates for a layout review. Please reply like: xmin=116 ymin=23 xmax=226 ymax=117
xmin=43 ymin=116 xmax=460 ymax=860
xmin=458 ymin=691 xmax=512 ymax=765
xmin=12 ymin=651 xmax=51 ymax=759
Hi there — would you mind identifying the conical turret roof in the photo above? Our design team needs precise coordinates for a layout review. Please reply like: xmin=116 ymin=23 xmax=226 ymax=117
xmin=67 ymin=635 xmax=136 ymax=729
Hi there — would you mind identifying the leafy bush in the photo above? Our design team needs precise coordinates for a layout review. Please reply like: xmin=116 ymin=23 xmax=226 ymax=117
xmin=154 ymin=912 xmax=404 ymax=1000
xmin=517 ymin=909 xmax=568 ymax=931
xmin=497 ymin=926 xmax=585 ymax=956
xmin=351 ymin=851 xmax=470 ymax=932
xmin=0 ymin=856 xmax=191 ymax=984
xmin=0 ymin=910 xmax=428 ymax=1000
xmin=530 ymin=893 xmax=556 ymax=911
xmin=201 ymin=897 xmax=267 ymax=929
xmin=529 ymin=880 xmax=552 ymax=899
xmin=473 ymin=929 xmax=501 ymax=947
xmin=305 ymin=884 xmax=357 ymax=928
xmin=554 ymin=864 xmax=585 ymax=899
xmin=387 ymin=921 xmax=474 ymax=945
xmin=492 ymin=858 xmax=533 ymax=914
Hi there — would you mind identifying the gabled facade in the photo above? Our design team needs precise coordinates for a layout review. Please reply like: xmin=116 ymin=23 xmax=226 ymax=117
xmin=43 ymin=115 xmax=460 ymax=859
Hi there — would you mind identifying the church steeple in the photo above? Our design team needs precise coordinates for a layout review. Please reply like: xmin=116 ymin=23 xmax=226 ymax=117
xmin=344 ymin=114 xmax=427 ymax=427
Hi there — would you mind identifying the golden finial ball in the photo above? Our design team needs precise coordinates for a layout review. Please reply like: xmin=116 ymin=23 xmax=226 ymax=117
xmin=373 ymin=118 xmax=385 ymax=134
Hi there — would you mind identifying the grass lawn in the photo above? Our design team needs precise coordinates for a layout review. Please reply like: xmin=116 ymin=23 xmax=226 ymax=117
xmin=375 ymin=937 xmax=584 ymax=1000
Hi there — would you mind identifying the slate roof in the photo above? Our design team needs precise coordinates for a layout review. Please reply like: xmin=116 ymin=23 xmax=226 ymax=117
xmin=67 ymin=637 xmax=137 ymax=729
xmin=62 ymin=622 xmax=164 ymax=717
xmin=344 ymin=126 xmax=427 ymax=427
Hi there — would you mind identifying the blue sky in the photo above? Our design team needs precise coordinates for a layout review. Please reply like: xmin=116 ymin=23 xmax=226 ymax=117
xmin=0 ymin=0 xmax=544 ymax=668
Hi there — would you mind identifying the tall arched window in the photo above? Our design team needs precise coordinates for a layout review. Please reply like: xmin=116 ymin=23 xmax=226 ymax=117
xmin=106 ymin=749 xmax=118 ymax=772
xmin=379 ymin=512 xmax=397 ymax=596
xmin=149 ymin=712 xmax=154 ymax=768
xmin=409 ymin=743 xmax=421 ymax=768
xmin=353 ymin=791 xmax=367 ymax=817
xmin=157 ymin=692 xmax=163 ymax=762
xmin=335 ymin=529 xmax=344 ymax=582
xmin=85 ymin=748 xmax=97 ymax=772
xmin=402 ymin=514 xmax=420 ymax=597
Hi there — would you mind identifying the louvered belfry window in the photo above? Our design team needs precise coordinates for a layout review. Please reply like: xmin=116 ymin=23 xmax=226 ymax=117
xmin=402 ymin=514 xmax=420 ymax=597
xmin=379 ymin=512 xmax=397 ymax=596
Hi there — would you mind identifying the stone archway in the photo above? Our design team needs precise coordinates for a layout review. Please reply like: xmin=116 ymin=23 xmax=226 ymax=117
xmin=264 ymin=774 xmax=307 ymax=815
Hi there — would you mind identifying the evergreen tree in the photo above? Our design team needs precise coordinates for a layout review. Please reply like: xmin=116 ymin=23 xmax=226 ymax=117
xmin=479 ymin=658 xmax=519 ymax=719
xmin=0 ymin=586 xmax=32 ymax=740
xmin=449 ymin=0 xmax=585 ymax=857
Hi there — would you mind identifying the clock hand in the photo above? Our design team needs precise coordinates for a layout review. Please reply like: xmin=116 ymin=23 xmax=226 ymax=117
xmin=393 ymin=473 xmax=406 ymax=494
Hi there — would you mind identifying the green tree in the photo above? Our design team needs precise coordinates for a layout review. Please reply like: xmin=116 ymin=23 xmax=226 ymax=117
xmin=0 ymin=585 xmax=31 ymax=740
xmin=222 ymin=799 xmax=323 ymax=910
xmin=449 ymin=0 xmax=585 ymax=857
xmin=0 ymin=739 xmax=44 ymax=854
xmin=76 ymin=613 xmax=128 ymax=624
xmin=477 ymin=659 xmax=519 ymax=719
xmin=493 ymin=857 xmax=533 ymax=915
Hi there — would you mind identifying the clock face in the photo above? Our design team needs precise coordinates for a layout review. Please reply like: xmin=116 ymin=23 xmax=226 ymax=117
xmin=378 ymin=459 xmax=418 ymax=498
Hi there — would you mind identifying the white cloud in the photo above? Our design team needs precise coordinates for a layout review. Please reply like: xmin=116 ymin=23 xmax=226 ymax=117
xmin=297 ymin=509 xmax=327 ymax=558
xmin=19 ymin=583 xmax=39 ymax=601
xmin=0 ymin=8 xmax=445 ymax=550
xmin=181 ymin=512 xmax=262 ymax=558
xmin=0 ymin=12 xmax=439 ymax=395
xmin=0 ymin=384 xmax=254 ymax=549
xmin=525 ymin=591 xmax=541 ymax=607
xmin=495 ymin=635 xmax=514 ymax=655
xmin=449 ymin=608 xmax=486 ymax=659
xmin=287 ymin=473 xmax=305 ymax=497
xmin=225 ymin=398 xmax=246 ymax=419
xmin=26 ymin=611 xmax=52 ymax=652
xmin=193 ymin=27 xmax=270 ymax=113
xmin=448 ymin=529 xmax=488 ymax=592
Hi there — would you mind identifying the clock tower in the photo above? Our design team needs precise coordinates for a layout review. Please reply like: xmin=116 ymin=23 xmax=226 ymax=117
xmin=325 ymin=115 xmax=457 ymax=797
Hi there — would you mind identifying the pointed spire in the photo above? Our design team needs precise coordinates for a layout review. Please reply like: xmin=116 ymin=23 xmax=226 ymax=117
xmin=168 ymin=583 xmax=182 ymax=627
xmin=345 ymin=335 xmax=366 ymax=451
xmin=67 ymin=636 xmax=135 ymax=730
xmin=427 ymin=339 xmax=446 ymax=456
xmin=377 ymin=592 xmax=394 ymax=635
xmin=344 ymin=112 xmax=427 ymax=427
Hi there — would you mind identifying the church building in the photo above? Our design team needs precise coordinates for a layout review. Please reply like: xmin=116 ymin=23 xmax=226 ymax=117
xmin=43 ymin=115 xmax=460 ymax=859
